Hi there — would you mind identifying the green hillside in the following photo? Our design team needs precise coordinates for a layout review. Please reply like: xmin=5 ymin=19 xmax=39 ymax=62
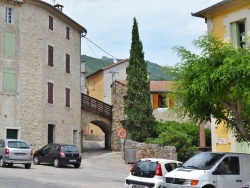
xmin=81 ymin=55 xmax=171 ymax=80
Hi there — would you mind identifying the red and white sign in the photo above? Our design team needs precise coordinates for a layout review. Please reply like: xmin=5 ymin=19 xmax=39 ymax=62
xmin=117 ymin=128 xmax=127 ymax=138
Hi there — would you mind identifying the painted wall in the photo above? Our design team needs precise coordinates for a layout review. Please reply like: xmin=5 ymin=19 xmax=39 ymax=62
xmin=206 ymin=2 xmax=250 ymax=153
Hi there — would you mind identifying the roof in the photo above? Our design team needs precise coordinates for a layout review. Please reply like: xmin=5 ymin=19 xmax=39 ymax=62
xmin=192 ymin=0 xmax=249 ymax=18
xmin=139 ymin=158 xmax=182 ymax=163
xmin=115 ymin=80 xmax=173 ymax=92
xmin=86 ymin=59 xmax=129 ymax=78
xmin=28 ymin=0 xmax=87 ymax=33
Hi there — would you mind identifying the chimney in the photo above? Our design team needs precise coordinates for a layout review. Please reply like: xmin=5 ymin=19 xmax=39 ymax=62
xmin=54 ymin=3 xmax=64 ymax=12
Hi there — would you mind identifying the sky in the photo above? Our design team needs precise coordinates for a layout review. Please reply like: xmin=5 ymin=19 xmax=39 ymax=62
xmin=45 ymin=0 xmax=222 ymax=66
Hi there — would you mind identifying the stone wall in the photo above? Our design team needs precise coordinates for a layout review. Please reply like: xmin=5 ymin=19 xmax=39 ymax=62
xmin=124 ymin=139 xmax=178 ymax=161
xmin=111 ymin=81 xmax=127 ymax=151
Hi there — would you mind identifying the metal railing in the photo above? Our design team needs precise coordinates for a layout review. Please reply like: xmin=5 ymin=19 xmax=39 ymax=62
xmin=81 ymin=93 xmax=112 ymax=119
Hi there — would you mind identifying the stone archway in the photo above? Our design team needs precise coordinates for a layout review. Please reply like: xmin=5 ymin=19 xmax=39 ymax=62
xmin=81 ymin=108 xmax=112 ymax=151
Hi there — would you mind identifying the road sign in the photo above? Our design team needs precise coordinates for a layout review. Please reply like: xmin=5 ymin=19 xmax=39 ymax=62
xmin=117 ymin=128 xmax=127 ymax=138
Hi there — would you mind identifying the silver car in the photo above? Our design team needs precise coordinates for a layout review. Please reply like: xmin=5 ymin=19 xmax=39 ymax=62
xmin=0 ymin=139 xmax=33 ymax=169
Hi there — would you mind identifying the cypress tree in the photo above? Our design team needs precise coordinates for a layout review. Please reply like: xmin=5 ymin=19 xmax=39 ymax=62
xmin=124 ymin=18 xmax=155 ymax=142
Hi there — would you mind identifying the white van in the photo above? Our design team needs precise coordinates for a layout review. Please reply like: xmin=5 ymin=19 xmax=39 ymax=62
xmin=161 ymin=152 xmax=250 ymax=188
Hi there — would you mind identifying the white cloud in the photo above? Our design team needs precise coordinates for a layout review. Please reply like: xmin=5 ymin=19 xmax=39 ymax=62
xmin=44 ymin=0 xmax=222 ymax=66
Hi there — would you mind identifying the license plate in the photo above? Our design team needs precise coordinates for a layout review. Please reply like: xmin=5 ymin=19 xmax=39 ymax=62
xmin=132 ymin=185 xmax=147 ymax=188
xmin=69 ymin=160 xmax=76 ymax=162
xmin=15 ymin=153 xmax=26 ymax=156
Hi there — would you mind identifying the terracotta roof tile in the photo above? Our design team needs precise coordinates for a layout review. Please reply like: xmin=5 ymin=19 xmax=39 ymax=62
xmin=115 ymin=80 xmax=173 ymax=92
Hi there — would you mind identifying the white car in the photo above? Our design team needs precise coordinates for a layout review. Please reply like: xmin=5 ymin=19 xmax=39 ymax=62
xmin=242 ymin=182 xmax=250 ymax=188
xmin=125 ymin=158 xmax=182 ymax=188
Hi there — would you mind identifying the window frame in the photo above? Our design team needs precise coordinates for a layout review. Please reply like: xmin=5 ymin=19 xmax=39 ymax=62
xmin=65 ymin=87 xmax=70 ymax=107
xmin=48 ymin=45 xmax=54 ymax=67
xmin=49 ymin=15 xmax=54 ymax=30
xmin=66 ymin=26 xmax=70 ymax=40
xmin=66 ymin=53 xmax=70 ymax=73
xmin=5 ymin=7 xmax=13 ymax=24
xmin=48 ymin=82 xmax=54 ymax=104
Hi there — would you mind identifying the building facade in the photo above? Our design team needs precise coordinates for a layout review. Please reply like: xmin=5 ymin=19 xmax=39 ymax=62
xmin=0 ymin=0 xmax=87 ymax=150
xmin=193 ymin=0 xmax=250 ymax=153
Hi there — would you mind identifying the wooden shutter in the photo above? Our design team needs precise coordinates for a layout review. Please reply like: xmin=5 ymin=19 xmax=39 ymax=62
xmin=49 ymin=15 xmax=53 ymax=30
xmin=3 ymin=68 xmax=15 ymax=93
xmin=153 ymin=93 xmax=159 ymax=108
xmin=48 ymin=82 xmax=53 ymax=104
xmin=169 ymin=96 xmax=174 ymax=108
xmin=5 ymin=33 xmax=15 ymax=56
xmin=66 ymin=88 xmax=70 ymax=107
xmin=48 ymin=45 xmax=54 ymax=67
xmin=66 ymin=26 xmax=70 ymax=40
xmin=66 ymin=54 xmax=70 ymax=73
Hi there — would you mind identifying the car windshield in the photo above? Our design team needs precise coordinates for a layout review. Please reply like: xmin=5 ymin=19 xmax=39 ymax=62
xmin=8 ymin=141 xmax=30 ymax=149
xmin=132 ymin=161 xmax=158 ymax=178
xmin=61 ymin=145 xmax=78 ymax=152
xmin=180 ymin=152 xmax=224 ymax=170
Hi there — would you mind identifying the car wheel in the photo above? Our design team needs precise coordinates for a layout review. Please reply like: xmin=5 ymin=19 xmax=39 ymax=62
xmin=74 ymin=163 xmax=80 ymax=168
xmin=33 ymin=156 xmax=40 ymax=165
xmin=25 ymin=163 xmax=31 ymax=169
xmin=54 ymin=158 xmax=61 ymax=168
xmin=0 ymin=157 xmax=6 ymax=167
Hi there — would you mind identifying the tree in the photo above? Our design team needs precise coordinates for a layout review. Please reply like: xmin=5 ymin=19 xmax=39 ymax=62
xmin=124 ymin=18 xmax=155 ymax=142
xmin=173 ymin=33 xmax=250 ymax=143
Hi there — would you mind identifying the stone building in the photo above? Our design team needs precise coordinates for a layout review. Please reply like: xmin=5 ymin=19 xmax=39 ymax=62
xmin=0 ymin=0 xmax=87 ymax=151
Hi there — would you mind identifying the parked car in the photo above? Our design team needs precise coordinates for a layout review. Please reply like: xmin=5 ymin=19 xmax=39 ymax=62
xmin=0 ymin=139 xmax=33 ymax=169
xmin=33 ymin=143 xmax=81 ymax=168
xmin=125 ymin=158 xmax=182 ymax=188
xmin=161 ymin=152 xmax=250 ymax=188
xmin=242 ymin=182 xmax=250 ymax=188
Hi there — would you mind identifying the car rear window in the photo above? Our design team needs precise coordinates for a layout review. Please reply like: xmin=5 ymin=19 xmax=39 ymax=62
xmin=8 ymin=141 xmax=30 ymax=149
xmin=61 ymin=145 xmax=78 ymax=152
xmin=131 ymin=161 xmax=157 ymax=178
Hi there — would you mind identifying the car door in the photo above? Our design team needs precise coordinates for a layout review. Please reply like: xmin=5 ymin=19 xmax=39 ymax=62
xmin=215 ymin=156 xmax=242 ymax=188
xmin=38 ymin=145 xmax=51 ymax=163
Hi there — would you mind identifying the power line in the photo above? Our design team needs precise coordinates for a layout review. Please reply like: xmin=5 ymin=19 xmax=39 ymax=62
xmin=83 ymin=36 xmax=118 ymax=61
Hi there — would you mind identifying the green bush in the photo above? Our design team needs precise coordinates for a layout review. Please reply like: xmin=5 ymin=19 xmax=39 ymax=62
xmin=146 ymin=121 xmax=211 ymax=162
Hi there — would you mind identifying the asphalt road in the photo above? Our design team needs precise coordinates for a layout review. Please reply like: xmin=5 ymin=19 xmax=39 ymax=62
xmin=0 ymin=141 xmax=131 ymax=188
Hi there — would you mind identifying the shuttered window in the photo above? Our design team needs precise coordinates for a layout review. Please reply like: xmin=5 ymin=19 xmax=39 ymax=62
xmin=5 ymin=33 xmax=15 ymax=57
xmin=3 ymin=68 xmax=16 ymax=93
xmin=49 ymin=15 xmax=53 ymax=30
xmin=153 ymin=93 xmax=159 ymax=108
xmin=48 ymin=82 xmax=53 ymax=104
xmin=66 ymin=88 xmax=70 ymax=107
xmin=48 ymin=45 xmax=54 ymax=67
xmin=66 ymin=26 xmax=70 ymax=40
xmin=5 ymin=7 xmax=13 ymax=24
xmin=66 ymin=54 xmax=70 ymax=73
xmin=231 ymin=21 xmax=245 ymax=48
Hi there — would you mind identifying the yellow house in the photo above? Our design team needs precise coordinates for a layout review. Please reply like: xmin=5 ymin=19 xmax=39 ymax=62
xmin=84 ymin=59 xmax=129 ymax=139
xmin=192 ymin=0 xmax=250 ymax=153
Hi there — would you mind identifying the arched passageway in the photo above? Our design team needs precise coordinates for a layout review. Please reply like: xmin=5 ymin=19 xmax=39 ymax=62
xmin=81 ymin=108 xmax=112 ymax=152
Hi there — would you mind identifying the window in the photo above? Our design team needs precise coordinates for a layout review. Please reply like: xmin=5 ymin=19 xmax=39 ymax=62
xmin=66 ymin=53 xmax=70 ymax=73
xmin=5 ymin=7 xmax=13 ymax=23
xmin=5 ymin=33 xmax=16 ymax=57
xmin=49 ymin=15 xmax=53 ymax=30
xmin=48 ymin=45 xmax=54 ymax=67
xmin=66 ymin=87 xmax=70 ymax=107
xmin=66 ymin=26 xmax=70 ymax=40
xmin=3 ymin=68 xmax=16 ymax=93
xmin=231 ymin=20 xmax=245 ymax=48
xmin=48 ymin=82 xmax=53 ymax=104
xmin=216 ymin=157 xmax=240 ymax=175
